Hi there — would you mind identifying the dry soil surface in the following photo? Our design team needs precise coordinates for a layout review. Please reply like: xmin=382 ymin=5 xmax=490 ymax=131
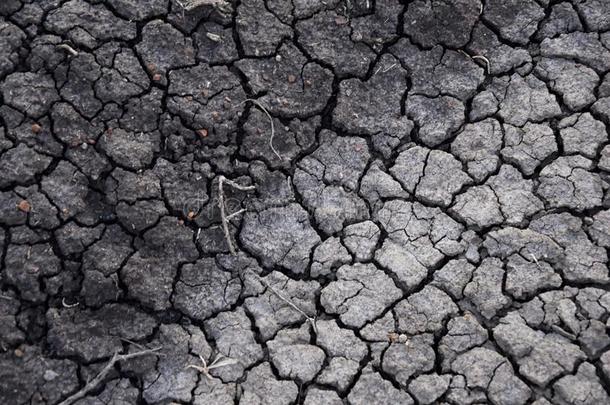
xmin=1 ymin=0 xmax=610 ymax=404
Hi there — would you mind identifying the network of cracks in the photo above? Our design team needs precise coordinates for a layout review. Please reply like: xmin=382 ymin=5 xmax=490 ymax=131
xmin=1 ymin=0 xmax=610 ymax=404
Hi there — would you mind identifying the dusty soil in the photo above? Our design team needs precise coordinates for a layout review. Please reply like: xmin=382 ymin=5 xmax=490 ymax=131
xmin=1 ymin=0 xmax=610 ymax=404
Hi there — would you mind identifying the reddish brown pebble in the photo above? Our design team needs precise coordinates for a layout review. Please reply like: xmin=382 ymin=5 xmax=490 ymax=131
xmin=14 ymin=348 xmax=23 ymax=357
xmin=152 ymin=73 xmax=162 ymax=81
xmin=187 ymin=211 xmax=196 ymax=220
xmin=287 ymin=74 xmax=296 ymax=83
xmin=17 ymin=200 xmax=31 ymax=213
xmin=31 ymin=123 xmax=42 ymax=134
xmin=197 ymin=129 xmax=208 ymax=138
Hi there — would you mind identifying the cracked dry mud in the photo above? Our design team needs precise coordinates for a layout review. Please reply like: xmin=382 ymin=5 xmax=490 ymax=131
xmin=0 ymin=0 xmax=610 ymax=404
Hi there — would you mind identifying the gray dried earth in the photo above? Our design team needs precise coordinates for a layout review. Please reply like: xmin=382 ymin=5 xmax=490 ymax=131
xmin=1 ymin=0 xmax=610 ymax=404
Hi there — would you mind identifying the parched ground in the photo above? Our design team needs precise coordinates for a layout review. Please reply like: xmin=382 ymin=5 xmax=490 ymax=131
xmin=1 ymin=0 xmax=610 ymax=404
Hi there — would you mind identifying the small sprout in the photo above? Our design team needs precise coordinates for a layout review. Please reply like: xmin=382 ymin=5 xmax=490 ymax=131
xmin=187 ymin=354 xmax=238 ymax=380
xmin=17 ymin=200 xmax=31 ymax=213
xmin=31 ymin=123 xmax=42 ymax=134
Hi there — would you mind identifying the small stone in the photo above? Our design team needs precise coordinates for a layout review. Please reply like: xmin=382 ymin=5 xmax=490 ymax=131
xmin=43 ymin=369 xmax=59 ymax=382
xmin=206 ymin=32 xmax=221 ymax=42
xmin=17 ymin=200 xmax=31 ymax=213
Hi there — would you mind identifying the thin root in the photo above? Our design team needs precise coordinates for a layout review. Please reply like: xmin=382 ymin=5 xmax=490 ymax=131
xmin=241 ymin=99 xmax=281 ymax=161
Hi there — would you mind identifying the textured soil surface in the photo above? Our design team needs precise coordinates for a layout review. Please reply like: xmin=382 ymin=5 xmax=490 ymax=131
xmin=1 ymin=0 xmax=610 ymax=404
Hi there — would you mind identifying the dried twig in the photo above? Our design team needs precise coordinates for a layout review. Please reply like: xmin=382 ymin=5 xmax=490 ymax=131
xmin=248 ymin=270 xmax=317 ymax=332
xmin=62 ymin=297 xmax=79 ymax=308
xmin=218 ymin=176 xmax=256 ymax=255
xmin=58 ymin=347 xmax=162 ymax=405
xmin=0 ymin=295 xmax=12 ymax=300
xmin=241 ymin=99 xmax=281 ymax=160
xmin=186 ymin=354 xmax=238 ymax=379
xmin=119 ymin=338 xmax=147 ymax=350
xmin=57 ymin=44 xmax=78 ymax=56
xmin=225 ymin=208 xmax=247 ymax=221
xmin=457 ymin=50 xmax=491 ymax=75
xmin=471 ymin=55 xmax=491 ymax=75
xmin=374 ymin=63 xmax=397 ymax=76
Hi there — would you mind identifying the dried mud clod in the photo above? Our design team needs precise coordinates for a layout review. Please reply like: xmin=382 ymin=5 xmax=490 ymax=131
xmin=1 ymin=0 xmax=610 ymax=404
